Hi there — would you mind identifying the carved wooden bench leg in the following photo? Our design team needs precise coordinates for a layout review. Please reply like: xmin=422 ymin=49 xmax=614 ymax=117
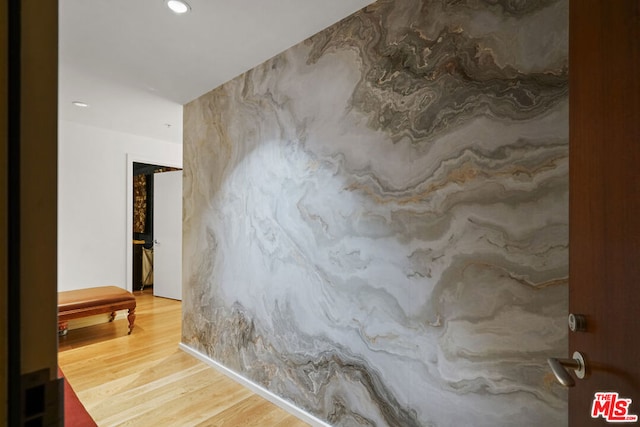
xmin=58 ymin=321 xmax=68 ymax=336
xmin=127 ymin=307 xmax=136 ymax=335
xmin=109 ymin=311 xmax=117 ymax=322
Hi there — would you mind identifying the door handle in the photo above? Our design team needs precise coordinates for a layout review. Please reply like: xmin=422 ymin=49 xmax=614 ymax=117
xmin=547 ymin=351 xmax=587 ymax=387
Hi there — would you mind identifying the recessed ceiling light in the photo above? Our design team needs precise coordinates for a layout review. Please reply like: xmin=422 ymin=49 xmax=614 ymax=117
xmin=72 ymin=101 xmax=89 ymax=107
xmin=166 ymin=0 xmax=191 ymax=14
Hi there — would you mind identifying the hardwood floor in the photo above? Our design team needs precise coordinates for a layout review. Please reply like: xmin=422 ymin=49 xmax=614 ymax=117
xmin=58 ymin=288 xmax=310 ymax=427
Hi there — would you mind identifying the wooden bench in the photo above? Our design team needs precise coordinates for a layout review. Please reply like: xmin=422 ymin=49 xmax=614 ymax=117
xmin=58 ymin=286 xmax=136 ymax=335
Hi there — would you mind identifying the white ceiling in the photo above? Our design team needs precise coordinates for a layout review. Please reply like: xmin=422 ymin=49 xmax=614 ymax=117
xmin=59 ymin=0 xmax=375 ymax=144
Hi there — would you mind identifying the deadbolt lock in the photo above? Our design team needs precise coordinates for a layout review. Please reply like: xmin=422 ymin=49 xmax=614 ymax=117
xmin=568 ymin=313 xmax=587 ymax=332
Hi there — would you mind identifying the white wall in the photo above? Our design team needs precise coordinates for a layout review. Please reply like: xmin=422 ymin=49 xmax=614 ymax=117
xmin=58 ymin=120 xmax=182 ymax=291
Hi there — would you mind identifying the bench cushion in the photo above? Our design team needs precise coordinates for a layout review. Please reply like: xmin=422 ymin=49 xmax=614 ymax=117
xmin=59 ymin=286 xmax=135 ymax=312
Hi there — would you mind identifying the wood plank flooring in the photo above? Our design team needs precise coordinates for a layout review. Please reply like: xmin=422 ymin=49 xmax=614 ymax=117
xmin=58 ymin=288 xmax=310 ymax=427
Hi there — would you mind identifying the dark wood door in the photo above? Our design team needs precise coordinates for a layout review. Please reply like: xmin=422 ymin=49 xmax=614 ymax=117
xmin=569 ymin=0 xmax=640 ymax=425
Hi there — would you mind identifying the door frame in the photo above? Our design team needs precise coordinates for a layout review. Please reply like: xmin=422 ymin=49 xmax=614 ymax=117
xmin=125 ymin=153 xmax=182 ymax=292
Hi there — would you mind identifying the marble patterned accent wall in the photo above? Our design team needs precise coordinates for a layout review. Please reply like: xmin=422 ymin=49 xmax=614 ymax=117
xmin=182 ymin=1 xmax=568 ymax=425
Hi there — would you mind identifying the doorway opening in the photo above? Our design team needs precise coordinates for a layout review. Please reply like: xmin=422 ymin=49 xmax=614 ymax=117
xmin=132 ymin=162 xmax=181 ymax=293
xmin=125 ymin=154 xmax=182 ymax=294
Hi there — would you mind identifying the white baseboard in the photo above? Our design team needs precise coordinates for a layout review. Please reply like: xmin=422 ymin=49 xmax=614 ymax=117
xmin=179 ymin=343 xmax=330 ymax=427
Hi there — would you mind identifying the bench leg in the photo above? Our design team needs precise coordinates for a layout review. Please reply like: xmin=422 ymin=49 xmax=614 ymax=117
xmin=109 ymin=311 xmax=117 ymax=322
xmin=58 ymin=322 xmax=68 ymax=336
xmin=127 ymin=307 xmax=136 ymax=335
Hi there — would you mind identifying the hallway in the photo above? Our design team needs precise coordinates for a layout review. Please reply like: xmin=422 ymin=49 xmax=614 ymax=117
xmin=58 ymin=289 xmax=309 ymax=426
